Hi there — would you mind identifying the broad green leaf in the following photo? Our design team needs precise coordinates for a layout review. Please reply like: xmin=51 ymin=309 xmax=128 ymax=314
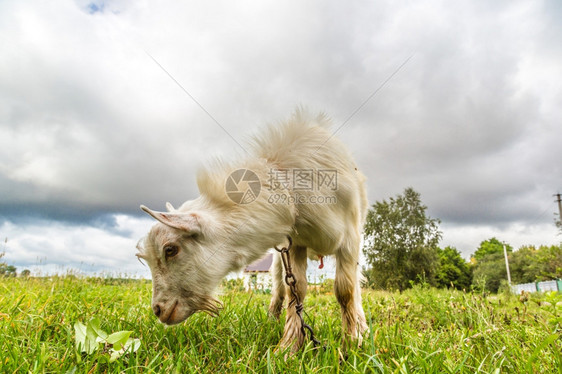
xmin=74 ymin=318 xmax=140 ymax=361
xmin=74 ymin=318 xmax=109 ymax=354
xmin=127 ymin=338 xmax=141 ymax=353
xmin=109 ymin=338 xmax=141 ymax=362
xmin=74 ymin=322 xmax=98 ymax=354
xmin=88 ymin=317 xmax=108 ymax=340
xmin=83 ymin=319 xmax=102 ymax=354
xmin=107 ymin=330 xmax=132 ymax=351
xmin=74 ymin=322 xmax=87 ymax=351
xmin=75 ymin=320 xmax=98 ymax=354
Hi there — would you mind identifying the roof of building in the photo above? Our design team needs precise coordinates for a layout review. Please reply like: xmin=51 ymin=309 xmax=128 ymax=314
xmin=244 ymin=253 xmax=273 ymax=272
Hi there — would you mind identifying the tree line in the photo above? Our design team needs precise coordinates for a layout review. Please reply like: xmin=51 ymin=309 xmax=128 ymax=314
xmin=0 ymin=251 xmax=18 ymax=277
xmin=362 ymin=188 xmax=562 ymax=293
xmin=0 ymin=238 xmax=28 ymax=277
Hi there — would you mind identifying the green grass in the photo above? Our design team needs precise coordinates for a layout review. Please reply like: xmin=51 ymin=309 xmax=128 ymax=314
xmin=1 ymin=276 xmax=561 ymax=373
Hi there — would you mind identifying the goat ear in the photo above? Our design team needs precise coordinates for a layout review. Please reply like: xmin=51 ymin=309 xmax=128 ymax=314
xmin=140 ymin=205 xmax=201 ymax=233
xmin=165 ymin=202 xmax=175 ymax=212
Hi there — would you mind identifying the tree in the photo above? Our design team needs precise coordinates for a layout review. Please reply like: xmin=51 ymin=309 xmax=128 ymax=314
xmin=0 ymin=264 xmax=17 ymax=277
xmin=471 ymin=238 xmax=513 ymax=293
xmin=472 ymin=252 xmax=506 ymax=293
xmin=362 ymin=187 xmax=442 ymax=291
xmin=0 ymin=238 xmax=17 ymax=277
xmin=509 ymin=245 xmax=541 ymax=284
xmin=509 ymin=244 xmax=562 ymax=283
xmin=472 ymin=237 xmax=512 ymax=262
xmin=20 ymin=269 xmax=31 ymax=277
xmin=435 ymin=246 xmax=472 ymax=290
xmin=0 ymin=252 xmax=17 ymax=277
xmin=534 ymin=244 xmax=562 ymax=280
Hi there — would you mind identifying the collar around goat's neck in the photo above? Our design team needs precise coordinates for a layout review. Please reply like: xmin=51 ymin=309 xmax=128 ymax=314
xmin=274 ymin=235 xmax=292 ymax=253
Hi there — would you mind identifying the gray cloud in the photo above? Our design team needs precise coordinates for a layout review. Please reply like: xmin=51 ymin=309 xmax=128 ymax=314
xmin=0 ymin=0 xmax=560 ymax=268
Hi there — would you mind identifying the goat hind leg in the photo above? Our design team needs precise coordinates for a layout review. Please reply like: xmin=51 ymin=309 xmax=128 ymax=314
xmin=334 ymin=251 xmax=368 ymax=347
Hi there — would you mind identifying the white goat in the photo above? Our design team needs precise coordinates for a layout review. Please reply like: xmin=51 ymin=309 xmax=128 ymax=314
xmin=138 ymin=109 xmax=368 ymax=352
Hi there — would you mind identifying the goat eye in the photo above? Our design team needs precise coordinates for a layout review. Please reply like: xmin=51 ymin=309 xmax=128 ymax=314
xmin=164 ymin=245 xmax=179 ymax=259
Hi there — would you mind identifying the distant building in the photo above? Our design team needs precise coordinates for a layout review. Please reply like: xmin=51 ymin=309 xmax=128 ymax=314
xmin=243 ymin=253 xmax=273 ymax=291
xmin=239 ymin=252 xmax=337 ymax=292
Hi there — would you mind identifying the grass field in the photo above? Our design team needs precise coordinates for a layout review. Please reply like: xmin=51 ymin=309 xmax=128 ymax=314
xmin=1 ymin=276 xmax=561 ymax=373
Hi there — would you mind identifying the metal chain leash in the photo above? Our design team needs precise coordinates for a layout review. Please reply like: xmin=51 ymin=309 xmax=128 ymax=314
xmin=274 ymin=236 xmax=322 ymax=348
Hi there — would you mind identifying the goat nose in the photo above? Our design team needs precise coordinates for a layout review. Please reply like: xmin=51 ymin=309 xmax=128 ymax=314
xmin=153 ymin=303 xmax=162 ymax=317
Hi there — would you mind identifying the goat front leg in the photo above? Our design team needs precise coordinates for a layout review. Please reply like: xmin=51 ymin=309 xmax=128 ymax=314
xmin=268 ymin=251 xmax=286 ymax=319
xmin=277 ymin=245 xmax=308 ymax=354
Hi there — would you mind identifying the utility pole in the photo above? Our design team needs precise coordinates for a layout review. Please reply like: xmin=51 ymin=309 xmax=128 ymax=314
xmin=503 ymin=243 xmax=511 ymax=286
xmin=553 ymin=193 xmax=562 ymax=222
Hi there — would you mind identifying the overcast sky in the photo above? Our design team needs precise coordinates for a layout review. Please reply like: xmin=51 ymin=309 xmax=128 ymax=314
xmin=1 ymin=0 xmax=560 ymax=277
